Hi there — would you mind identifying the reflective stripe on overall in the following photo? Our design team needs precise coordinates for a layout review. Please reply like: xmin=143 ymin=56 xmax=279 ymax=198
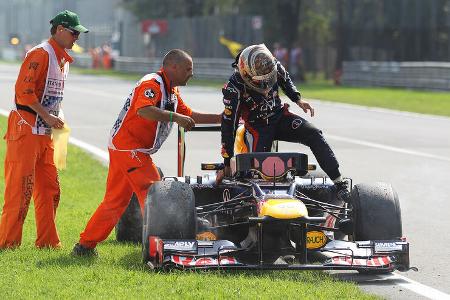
xmin=108 ymin=72 xmax=178 ymax=157
xmin=14 ymin=41 xmax=68 ymax=134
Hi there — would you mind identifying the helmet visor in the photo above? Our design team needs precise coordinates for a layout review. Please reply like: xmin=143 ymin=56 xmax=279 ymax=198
xmin=249 ymin=67 xmax=277 ymax=92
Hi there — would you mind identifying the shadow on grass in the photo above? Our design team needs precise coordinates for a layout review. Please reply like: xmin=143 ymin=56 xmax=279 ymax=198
xmin=114 ymin=256 xmax=340 ymax=284
xmin=101 ymin=239 xmax=139 ymax=246
xmin=34 ymin=253 xmax=98 ymax=269
xmin=115 ymin=250 xmax=149 ymax=272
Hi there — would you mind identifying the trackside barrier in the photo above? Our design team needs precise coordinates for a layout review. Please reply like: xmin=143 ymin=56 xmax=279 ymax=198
xmin=342 ymin=61 xmax=450 ymax=90
xmin=73 ymin=54 xmax=233 ymax=80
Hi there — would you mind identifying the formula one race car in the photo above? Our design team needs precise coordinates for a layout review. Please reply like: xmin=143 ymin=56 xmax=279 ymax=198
xmin=116 ymin=126 xmax=412 ymax=273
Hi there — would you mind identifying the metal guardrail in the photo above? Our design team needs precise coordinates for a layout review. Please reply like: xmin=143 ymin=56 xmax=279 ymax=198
xmin=73 ymin=54 xmax=234 ymax=80
xmin=342 ymin=61 xmax=450 ymax=90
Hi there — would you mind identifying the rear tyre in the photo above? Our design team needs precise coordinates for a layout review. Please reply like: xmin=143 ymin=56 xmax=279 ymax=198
xmin=142 ymin=181 xmax=196 ymax=263
xmin=115 ymin=193 xmax=142 ymax=243
xmin=115 ymin=167 xmax=163 ymax=243
xmin=351 ymin=182 xmax=402 ymax=274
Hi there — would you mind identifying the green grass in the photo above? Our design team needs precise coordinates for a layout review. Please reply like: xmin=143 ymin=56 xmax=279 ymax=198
xmin=0 ymin=59 xmax=20 ymax=65
xmin=71 ymin=66 xmax=142 ymax=81
xmin=0 ymin=116 xmax=377 ymax=299
xmin=301 ymin=81 xmax=450 ymax=117
xmin=71 ymin=66 xmax=450 ymax=117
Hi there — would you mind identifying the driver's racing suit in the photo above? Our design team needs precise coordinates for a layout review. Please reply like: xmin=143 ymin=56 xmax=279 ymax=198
xmin=220 ymin=62 xmax=342 ymax=181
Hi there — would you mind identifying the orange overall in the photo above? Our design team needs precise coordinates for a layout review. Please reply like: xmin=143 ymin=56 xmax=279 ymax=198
xmin=0 ymin=39 xmax=73 ymax=249
xmin=78 ymin=70 xmax=192 ymax=249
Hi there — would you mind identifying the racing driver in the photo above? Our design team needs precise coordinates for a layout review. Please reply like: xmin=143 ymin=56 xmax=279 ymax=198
xmin=216 ymin=44 xmax=351 ymax=202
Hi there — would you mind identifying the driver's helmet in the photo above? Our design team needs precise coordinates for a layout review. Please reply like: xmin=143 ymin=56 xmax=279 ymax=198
xmin=237 ymin=44 xmax=277 ymax=94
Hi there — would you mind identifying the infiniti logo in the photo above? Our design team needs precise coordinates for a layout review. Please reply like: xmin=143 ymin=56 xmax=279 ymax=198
xmin=223 ymin=189 xmax=231 ymax=202
xmin=292 ymin=118 xmax=303 ymax=129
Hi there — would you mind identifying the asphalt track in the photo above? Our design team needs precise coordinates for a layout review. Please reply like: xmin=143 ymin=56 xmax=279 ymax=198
xmin=1 ymin=64 xmax=450 ymax=299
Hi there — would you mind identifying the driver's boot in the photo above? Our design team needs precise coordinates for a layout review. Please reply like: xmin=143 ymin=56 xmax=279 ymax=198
xmin=335 ymin=180 xmax=351 ymax=203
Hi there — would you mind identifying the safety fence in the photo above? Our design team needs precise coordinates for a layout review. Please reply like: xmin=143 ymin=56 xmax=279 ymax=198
xmin=73 ymin=54 xmax=234 ymax=80
xmin=342 ymin=61 xmax=450 ymax=90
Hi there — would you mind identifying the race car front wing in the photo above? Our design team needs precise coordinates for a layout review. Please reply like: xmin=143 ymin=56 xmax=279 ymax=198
xmin=146 ymin=236 xmax=411 ymax=272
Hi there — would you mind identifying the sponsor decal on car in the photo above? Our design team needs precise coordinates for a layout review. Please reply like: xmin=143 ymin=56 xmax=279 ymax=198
xmin=259 ymin=199 xmax=308 ymax=219
xmin=164 ymin=240 xmax=197 ymax=253
xmin=374 ymin=242 xmax=404 ymax=253
xmin=306 ymin=231 xmax=328 ymax=249
xmin=202 ymin=164 xmax=217 ymax=170
xmin=328 ymin=256 xmax=393 ymax=267
xmin=170 ymin=255 xmax=239 ymax=266
xmin=321 ymin=214 xmax=337 ymax=229
xmin=223 ymin=189 xmax=231 ymax=202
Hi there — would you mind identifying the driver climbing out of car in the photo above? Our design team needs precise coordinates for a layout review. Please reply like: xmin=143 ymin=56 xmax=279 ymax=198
xmin=72 ymin=49 xmax=221 ymax=256
xmin=216 ymin=44 xmax=351 ymax=202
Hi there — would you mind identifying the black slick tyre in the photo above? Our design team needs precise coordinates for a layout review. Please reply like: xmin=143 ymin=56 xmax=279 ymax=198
xmin=115 ymin=168 xmax=164 ymax=243
xmin=351 ymin=182 xmax=402 ymax=241
xmin=142 ymin=180 xmax=196 ymax=264
xmin=115 ymin=193 xmax=143 ymax=243
xmin=351 ymin=182 xmax=402 ymax=274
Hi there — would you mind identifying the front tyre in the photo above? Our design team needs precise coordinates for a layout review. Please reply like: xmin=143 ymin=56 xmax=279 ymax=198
xmin=142 ymin=181 xmax=196 ymax=264
xmin=351 ymin=182 xmax=403 ymax=274
xmin=351 ymin=182 xmax=402 ymax=241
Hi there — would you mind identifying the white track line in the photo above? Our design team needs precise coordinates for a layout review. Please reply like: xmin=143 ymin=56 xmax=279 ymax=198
xmin=387 ymin=273 xmax=450 ymax=300
xmin=2 ymin=104 xmax=450 ymax=299
xmin=69 ymin=137 xmax=108 ymax=162
xmin=326 ymin=134 xmax=450 ymax=163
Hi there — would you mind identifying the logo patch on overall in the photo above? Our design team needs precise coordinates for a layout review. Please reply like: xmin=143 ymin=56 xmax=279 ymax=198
xmin=144 ymin=89 xmax=155 ymax=99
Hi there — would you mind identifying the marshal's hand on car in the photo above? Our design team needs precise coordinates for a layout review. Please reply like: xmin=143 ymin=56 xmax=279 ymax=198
xmin=174 ymin=113 xmax=195 ymax=131
xmin=215 ymin=165 xmax=231 ymax=184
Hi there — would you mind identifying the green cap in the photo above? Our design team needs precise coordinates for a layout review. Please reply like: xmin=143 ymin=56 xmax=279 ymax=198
xmin=50 ymin=10 xmax=89 ymax=33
